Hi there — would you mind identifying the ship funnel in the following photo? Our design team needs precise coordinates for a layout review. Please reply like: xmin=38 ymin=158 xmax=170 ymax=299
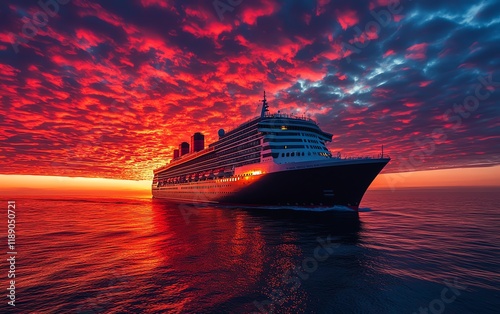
xmin=191 ymin=132 xmax=204 ymax=153
xmin=179 ymin=142 xmax=189 ymax=156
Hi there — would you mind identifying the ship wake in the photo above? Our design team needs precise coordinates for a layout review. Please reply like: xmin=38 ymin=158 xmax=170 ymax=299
xmin=222 ymin=204 xmax=372 ymax=212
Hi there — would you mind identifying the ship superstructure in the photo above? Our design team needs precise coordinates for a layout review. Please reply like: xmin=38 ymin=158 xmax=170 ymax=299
xmin=152 ymin=92 xmax=390 ymax=209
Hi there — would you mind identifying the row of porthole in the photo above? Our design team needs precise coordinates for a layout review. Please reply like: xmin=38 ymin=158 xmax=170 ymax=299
xmin=156 ymin=184 xmax=233 ymax=189
xmin=157 ymin=175 xmax=249 ymax=187
xmin=180 ymin=184 xmax=233 ymax=189
xmin=279 ymin=151 xmax=332 ymax=158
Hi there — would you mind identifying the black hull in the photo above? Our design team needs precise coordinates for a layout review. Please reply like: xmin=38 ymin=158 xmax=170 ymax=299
xmin=221 ymin=161 xmax=387 ymax=207
xmin=152 ymin=159 xmax=389 ymax=209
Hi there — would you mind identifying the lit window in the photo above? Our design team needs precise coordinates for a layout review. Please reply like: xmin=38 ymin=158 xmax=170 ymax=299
xmin=281 ymin=126 xmax=287 ymax=130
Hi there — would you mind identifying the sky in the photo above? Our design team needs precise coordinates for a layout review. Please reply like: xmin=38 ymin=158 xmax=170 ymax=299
xmin=1 ymin=0 xmax=499 ymax=191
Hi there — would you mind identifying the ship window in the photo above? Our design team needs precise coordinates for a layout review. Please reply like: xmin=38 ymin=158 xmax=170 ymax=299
xmin=286 ymin=153 xmax=290 ymax=157
xmin=291 ymin=152 xmax=295 ymax=157
xmin=281 ymin=153 xmax=284 ymax=157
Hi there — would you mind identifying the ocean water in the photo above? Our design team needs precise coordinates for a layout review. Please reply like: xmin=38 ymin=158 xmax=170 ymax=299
xmin=5 ymin=187 xmax=500 ymax=313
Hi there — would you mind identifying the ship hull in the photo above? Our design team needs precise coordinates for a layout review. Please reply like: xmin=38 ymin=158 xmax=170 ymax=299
xmin=152 ymin=159 xmax=389 ymax=209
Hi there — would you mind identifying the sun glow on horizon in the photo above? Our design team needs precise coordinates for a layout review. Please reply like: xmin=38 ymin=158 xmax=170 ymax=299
xmin=1 ymin=165 xmax=499 ymax=198
xmin=371 ymin=165 xmax=500 ymax=189
xmin=0 ymin=175 xmax=151 ymax=198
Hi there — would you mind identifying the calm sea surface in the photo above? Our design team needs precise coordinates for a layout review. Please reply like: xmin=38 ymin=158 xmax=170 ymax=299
xmin=6 ymin=187 xmax=500 ymax=313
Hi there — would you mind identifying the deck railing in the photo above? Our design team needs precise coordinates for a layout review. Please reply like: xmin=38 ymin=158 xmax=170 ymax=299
xmin=222 ymin=112 xmax=319 ymax=137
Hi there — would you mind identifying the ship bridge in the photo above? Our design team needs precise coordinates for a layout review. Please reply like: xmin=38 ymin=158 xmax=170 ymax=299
xmin=258 ymin=114 xmax=333 ymax=164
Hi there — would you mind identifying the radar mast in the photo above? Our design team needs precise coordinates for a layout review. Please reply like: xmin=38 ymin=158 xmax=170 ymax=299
xmin=260 ymin=91 xmax=269 ymax=118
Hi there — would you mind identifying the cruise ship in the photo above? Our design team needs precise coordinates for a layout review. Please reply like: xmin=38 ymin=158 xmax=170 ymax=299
xmin=152 ymin=92 xmax=390 ymax=210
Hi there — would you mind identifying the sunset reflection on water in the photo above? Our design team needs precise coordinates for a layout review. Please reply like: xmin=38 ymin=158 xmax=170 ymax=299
xmin=14 ymin=188 xmax=500 ymax=313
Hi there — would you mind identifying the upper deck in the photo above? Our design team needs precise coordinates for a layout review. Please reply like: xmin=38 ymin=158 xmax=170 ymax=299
xmin=153 ymin=92 xmax=332 ymax=175
xmin=153 ymin=146 xmax=215 ymax=174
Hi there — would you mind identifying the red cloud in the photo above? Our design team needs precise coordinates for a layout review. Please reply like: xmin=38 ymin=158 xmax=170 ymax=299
xmin=316 ymin=0 xmax=331 ymax=16
xmin=240 ymin=0 xmax=278 ymax=25
xmin=405 ymin=43 xmax=428 ymax=60
xmin=383 ymin=49 xmax=395 ymax=58
xmin=335 ymin=9 xmax=359 ymax=30
xmin=74 ymin=29 xmax=104 ymax=49
xmin=140 ymin=0 xmax=175 ymax=10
